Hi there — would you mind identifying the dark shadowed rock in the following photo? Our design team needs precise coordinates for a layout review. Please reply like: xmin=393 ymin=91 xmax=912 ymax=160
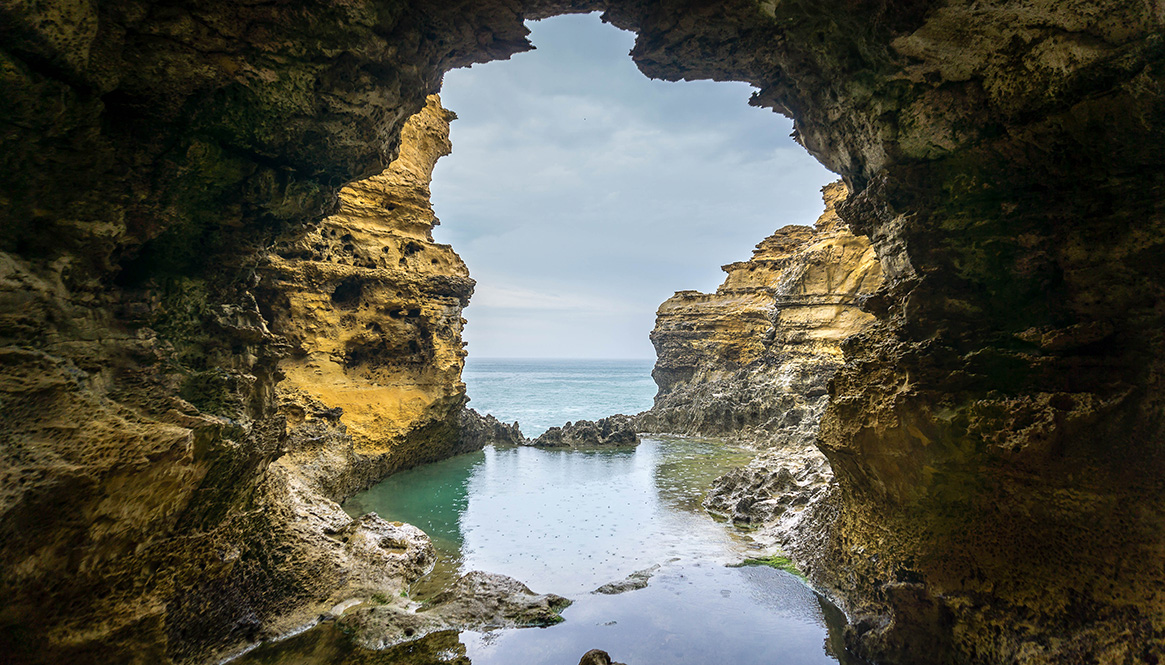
xmin=458 ymin=407 xmax=525 ymax=447
xmin=530 ymin=415 xmax=639 ymax=448
xmin=578 ymin=649 xmax=627 ymax=665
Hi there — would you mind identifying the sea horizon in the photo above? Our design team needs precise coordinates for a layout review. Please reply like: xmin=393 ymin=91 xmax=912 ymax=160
xmin=461 ymin=357 xmax=658 ymax=436
xmin=465 ymin=356 xmax=656 ymax=362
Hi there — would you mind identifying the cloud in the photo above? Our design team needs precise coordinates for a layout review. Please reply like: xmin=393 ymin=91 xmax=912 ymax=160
xmin=431 ymin=13 xmax=836 ymax=358
xmin=469 ymin=281 xmax=637 ymax=313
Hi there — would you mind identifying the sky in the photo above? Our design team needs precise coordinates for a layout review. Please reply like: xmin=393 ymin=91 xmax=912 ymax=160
xmin=430 ymin=13 xmax=835 ymax=359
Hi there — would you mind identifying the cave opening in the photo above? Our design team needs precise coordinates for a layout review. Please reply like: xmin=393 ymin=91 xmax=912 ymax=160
xmin=2 ymin=2 xmax=1162 ymax=664
xmin=429 ymin=12 xmax=835 ymax=361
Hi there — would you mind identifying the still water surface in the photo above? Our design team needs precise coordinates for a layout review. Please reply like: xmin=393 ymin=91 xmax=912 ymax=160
xmin=339 ymin=438 xmax=854 ymax=665
xmin=239 ymin=360 xmax=856 ymax=664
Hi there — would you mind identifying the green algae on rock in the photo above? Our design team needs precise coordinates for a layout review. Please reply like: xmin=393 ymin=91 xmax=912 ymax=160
xmin=729 ymin=555 xmax=808 ymax=582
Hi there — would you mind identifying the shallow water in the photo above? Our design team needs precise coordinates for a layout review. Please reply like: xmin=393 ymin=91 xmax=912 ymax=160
xmin=319 ymin=438 xmax=855 ymax=665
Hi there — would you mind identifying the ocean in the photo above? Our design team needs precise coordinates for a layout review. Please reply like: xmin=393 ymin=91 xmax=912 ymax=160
xmin=461 ymin=357 xmax=658 ymax=437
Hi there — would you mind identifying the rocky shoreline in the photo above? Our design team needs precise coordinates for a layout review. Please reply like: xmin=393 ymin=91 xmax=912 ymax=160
xmin=528 ymin=415 xmax=640 ymax=448
xmin=3 ymin=1 xmax=1162 ymax=662
xmin=629 ymin=183 xmax=881 ymax=614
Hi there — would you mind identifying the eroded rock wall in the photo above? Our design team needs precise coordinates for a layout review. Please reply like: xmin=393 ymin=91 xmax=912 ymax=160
xmin=0 ymin=2 xmax=534 ymax=660
xmin=618 ymin=4 xmax=1165 ymax=661
xmin=259 ymin=95 xmax=481 ymax=497
xmin=2 ymin=1 xmax=1164 ymax=664
xmin=638 ymin=182 xmax=882 ymax=445
xmin=0 ymin=83 xmax=484 ymax=665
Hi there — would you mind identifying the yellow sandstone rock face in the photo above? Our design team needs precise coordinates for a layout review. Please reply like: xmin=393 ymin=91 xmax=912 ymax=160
xmin=3 ymin=1 xmax=1164 ymax=662
xmin=261 ymin=96 xmax=477 ymax=487
xmin=639 ymin=182 xmax=882 ymax=444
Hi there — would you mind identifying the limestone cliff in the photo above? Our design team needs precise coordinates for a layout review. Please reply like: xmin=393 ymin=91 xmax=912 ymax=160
xmin=0 ymin=92 xmax=484 ymax=665
xmin=260 ymin=95 xmax=481 ymax=496
xmin=638 ymin=182 xmax=882 ymax=446
xmin=2 ymin=1 xmax=1164 ymax=664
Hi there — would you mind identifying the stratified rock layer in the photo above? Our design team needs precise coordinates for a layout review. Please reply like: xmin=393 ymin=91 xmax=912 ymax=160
xmin=2 ymin=1 xmax=1164 ymax=663
xmin=260 ymin=95 xmax=482 ymax=497
xmin=638 ymin=182 xmax=882 ymax=446
xmin=639 ymin=183 xmax=879 ymax=630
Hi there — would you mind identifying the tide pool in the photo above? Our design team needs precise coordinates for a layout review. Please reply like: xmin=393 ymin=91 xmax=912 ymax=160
xmin=336 ymin=438 xmax=857 ymax=665
xmin=236 ymin=360 xmax=859 ymax=665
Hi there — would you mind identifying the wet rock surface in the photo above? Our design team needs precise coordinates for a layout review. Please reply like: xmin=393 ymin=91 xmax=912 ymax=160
xmin=593 ymin=565 xmax=661 ymax=595
xmin=334 ymin=571 xmax=571 ymax=650
xmin=703 ymin=448 xmax=832 ymax=529
xmin=529 ymin=415 xmax=639 ymax=448
xmin=457 ymin=407 xmax=526 ymax=448
xmin=2 ymin=0 xmax=1163 ymax=663
xmin=578 ymin=649 xmax=628 ymax=665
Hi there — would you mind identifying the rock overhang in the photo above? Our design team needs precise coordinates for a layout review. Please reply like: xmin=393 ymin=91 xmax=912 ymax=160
xmin=1 ymin=1 xmax=1163 ymax=663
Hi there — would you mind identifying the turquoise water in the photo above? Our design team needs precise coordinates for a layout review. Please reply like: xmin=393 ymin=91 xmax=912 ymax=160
xmin=339 ymin=438 xmax=856 ymax=665
xmin=240 ymin=360 xmax=857 ymax=665
xmin=462 ymin=358 xmax=657 ymax=436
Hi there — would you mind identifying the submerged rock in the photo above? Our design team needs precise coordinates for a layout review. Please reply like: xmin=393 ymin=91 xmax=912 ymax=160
xmin=529 ymin=415 xmax=639 ymax=448
xmin=593 ymin=564 xmax=660 ymax=595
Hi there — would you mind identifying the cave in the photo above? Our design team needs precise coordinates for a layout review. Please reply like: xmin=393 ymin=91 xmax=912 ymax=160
xmin=0 ymin=2 xmax=1162 ymax=665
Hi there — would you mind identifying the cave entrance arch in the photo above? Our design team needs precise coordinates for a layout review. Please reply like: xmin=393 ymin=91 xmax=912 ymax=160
xmin=430 ymin=12 xmax=837 ymax=361
xmin=1 ymin=1 xmax=1161 ymax=664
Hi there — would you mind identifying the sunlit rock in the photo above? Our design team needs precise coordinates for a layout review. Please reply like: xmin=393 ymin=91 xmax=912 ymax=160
xmin=638 ymin=181 xmax=882 ymax=445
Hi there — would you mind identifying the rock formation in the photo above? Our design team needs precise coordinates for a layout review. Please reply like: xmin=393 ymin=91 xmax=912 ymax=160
xmin=578 ymin=649 xmax=628 ymax=665
xmin=458 ymin=408 xmax=526 ymax=449
xmin=639 ymin=182 xmax=878 ymax=637
xmin=232 ymin=571 xmax=570 ymax=664
xmin=259 ymin=95 xmax=483 ymax=496
xmin=638 ymin=181 xmax=882 ymax=445
xmin=593 ymin=564 xmax=660 ymax=595
xmin=529 ymin=415 xmax=640 ymax=448
xmin=322 ymin=571 xmax=571 ymax=650
xmin=0 ymin=86 xmax=487 ymax=663
xmin=703 ymin=444 xmax=833 ymax=528
xmin=2 ymin=1 xmax=1163 ymax=664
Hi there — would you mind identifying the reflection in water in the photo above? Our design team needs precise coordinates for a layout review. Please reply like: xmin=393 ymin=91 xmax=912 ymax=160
xmin=239 ymin=625 xmax=470 ymax=665
xmin=247 ymin=438 xmax=860 ymax=665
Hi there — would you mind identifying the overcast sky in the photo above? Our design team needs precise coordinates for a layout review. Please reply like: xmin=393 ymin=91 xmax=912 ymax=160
xmin=431 ymin=13 xmax=834 ymax=359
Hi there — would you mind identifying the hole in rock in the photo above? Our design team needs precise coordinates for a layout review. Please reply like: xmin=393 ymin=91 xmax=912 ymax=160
xmin=330 ymin=276 xmax=364 ymax=307
xmin=431 ymin=13 xmax=834 ymax=361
